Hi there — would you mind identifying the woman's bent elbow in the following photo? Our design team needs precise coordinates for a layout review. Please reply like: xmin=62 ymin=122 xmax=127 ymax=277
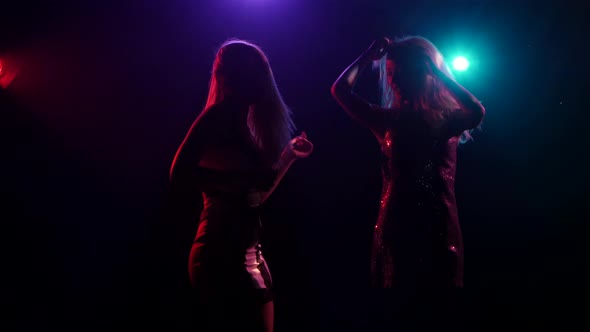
xmin=331 ymin=82 xmax=344 ymax=98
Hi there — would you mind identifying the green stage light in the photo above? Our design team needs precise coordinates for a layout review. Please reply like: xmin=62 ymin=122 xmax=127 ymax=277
xmin=452 ymin=56 xmax=470 ymax=71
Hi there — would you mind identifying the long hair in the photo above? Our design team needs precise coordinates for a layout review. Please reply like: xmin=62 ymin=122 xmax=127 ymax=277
xmin=203 ymin=39 xmax=295 ymax=165
xmin=375 ymin=36 xmax=474 ymax=143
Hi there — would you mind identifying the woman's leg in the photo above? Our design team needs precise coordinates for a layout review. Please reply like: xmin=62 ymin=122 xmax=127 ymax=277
xmin=225 ymin=289 xmax=273 ymax=332
xmin=261 ymin=300 xmax=274 ymax=332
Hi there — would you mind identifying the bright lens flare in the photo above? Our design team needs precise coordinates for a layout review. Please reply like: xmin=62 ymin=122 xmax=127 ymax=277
xmin=452 ymin=56 xmax=469 ymax=71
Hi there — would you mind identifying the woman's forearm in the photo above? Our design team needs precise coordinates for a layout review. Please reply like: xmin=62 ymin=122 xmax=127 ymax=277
xmin=257 ymin=146 xmax=297 ymax=203
xmin=438 ymin=72 xmax=485 ymax=119
xmin=332 ymin=51 xmax=373 ymax=97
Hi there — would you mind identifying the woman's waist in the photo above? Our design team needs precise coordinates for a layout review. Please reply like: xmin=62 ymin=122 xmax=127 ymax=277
xmin=196 ymin=211 xmax=261 ymax=238
xmin=202 ymin=191 xmax=265 ymax=209
xmin=380 ymin=179 xmax=456 ymax=198
xmin=191 ymin=239 xmax=263 ymax=263
xmin=377 ymin=189 xmax=458 ymax=221
xmin=203 ymin=191 xmax=251 ymax=205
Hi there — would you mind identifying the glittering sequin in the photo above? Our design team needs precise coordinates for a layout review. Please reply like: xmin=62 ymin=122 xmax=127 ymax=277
xmin=370 ymin=125 xmax=465 ymax=289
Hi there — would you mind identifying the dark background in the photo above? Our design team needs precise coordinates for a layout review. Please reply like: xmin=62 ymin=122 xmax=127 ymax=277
xmin=1 ymin=0 xmax=588 ymax=330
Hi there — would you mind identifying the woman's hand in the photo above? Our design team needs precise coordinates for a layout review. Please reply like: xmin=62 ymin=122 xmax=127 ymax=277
xmin=289 ymin=131 xmax=313 ymax=159
xmin=366 ymin=37 xmax=393 ymax=60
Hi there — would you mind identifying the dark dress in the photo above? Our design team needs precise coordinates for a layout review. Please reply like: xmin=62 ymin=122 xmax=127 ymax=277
xmin=171 ymin=103 xmax=275 ymax=330
xmin=189 ymin=188 xmax=273 ymax=301
xmin=360 ymin=108 xmax=470 ymax=331
xmin=187 ymin=187 xmax=273 ymax=332
xmin=370 ymin=108 xmax=464 ymax=289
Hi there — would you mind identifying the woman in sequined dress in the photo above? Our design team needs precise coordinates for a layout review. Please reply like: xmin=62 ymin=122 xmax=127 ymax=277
xmin=331 ymin=36 xmax=485 ymax=330
xmin=170 ymin=39 xmax=313 ymax=332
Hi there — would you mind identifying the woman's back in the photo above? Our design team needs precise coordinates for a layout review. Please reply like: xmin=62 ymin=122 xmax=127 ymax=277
xmin=196 ymin=102 xmax=261 ymax=171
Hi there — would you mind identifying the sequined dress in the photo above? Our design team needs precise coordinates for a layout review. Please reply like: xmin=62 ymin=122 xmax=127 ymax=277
xmin=371 ymin=109 xmax=464 ymax=289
